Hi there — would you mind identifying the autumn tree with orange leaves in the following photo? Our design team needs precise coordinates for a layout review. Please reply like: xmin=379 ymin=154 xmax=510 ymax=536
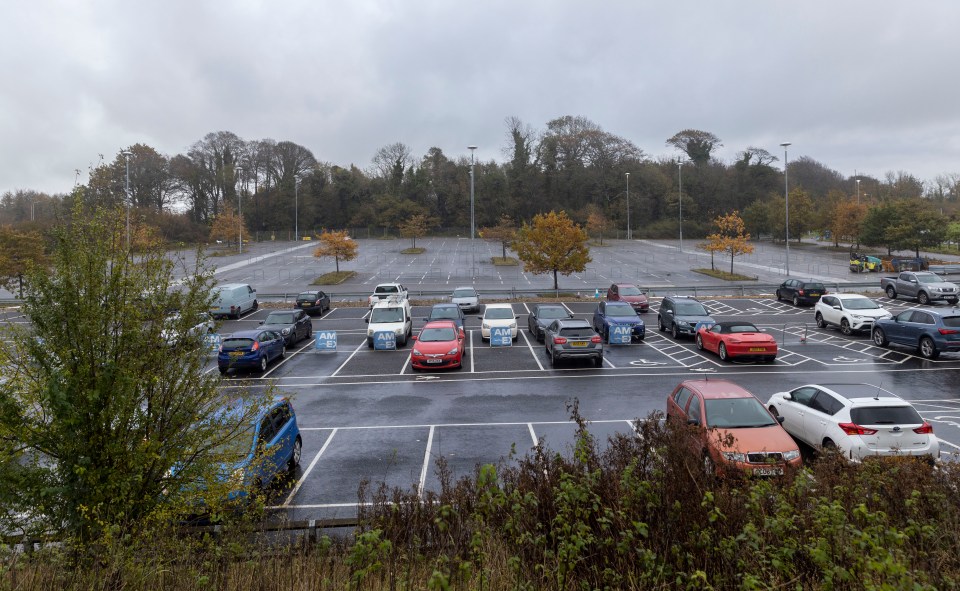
xmin=704 ymin=211 xmax=754 ymax=274
xmin=480 ymin=214 xmax=517 ymax=259
xmin=208 ymin=207 xmax=249 ymax=250
xmin=513 ymin=210 xmax=591 ymax=290
xmin=313 ymin=230 xmax=358 ymax=272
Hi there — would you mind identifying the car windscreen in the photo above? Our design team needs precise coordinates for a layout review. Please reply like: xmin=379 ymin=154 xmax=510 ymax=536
xmin=220 ymin=338 xmax=254 ymax=351
xmin=619 ymin=286 xmax=643 ymax=296
xmin=485 ymin=308 xmax=514 ymax=320
xmin=851 ymin=406 xmax=923 ymax=425
xmin=675 ymin=302 xmax=708 ymax=316
xmin=606 ymin=303 xmax=636 ymax=316
xmin=917 ymin=274 xmax=945 ymax=284
xmin=264 ymin=313 xmax=295 ymax=324
xmin=297 ymin=292 xmax=318 ymax=300
xmin=843 ymin=298 xmax=881 ymax=310
xmin=559 ymin=327 xmax=595 ymax=338
xmin=418 ymin=327 xmax=457 ymax=342
xmin=371 ymin=308 xmax=404 ymax=323
xmin=453 ymin=289 xmax=476 ymax=298
xmin=376 ymin=285 xmax=399 ymax=293
xmin=704 ymin=398 xmax=777 ymax=428
xmin=803 ymin=283 xmax=826 ymax=291
xmin=538 ymin=307 xmax=568 ymax=319
xmin=430 ymin=308 xmax=460 ymax=320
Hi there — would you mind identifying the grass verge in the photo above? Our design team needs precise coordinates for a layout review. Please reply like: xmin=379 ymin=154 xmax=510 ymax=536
xmin=693 ymin=268 xmax=757 ymax=281
xmin=401 ymin=247 xmax=426 ymax=254
xmin=491 ymin=256 xmax=519 ymax=266
xmin=311 ymin=271 xmax=356 ymax=285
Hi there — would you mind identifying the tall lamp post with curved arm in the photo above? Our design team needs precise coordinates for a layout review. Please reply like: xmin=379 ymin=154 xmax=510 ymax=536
xmin=677 ymin=159 xmax=689 ymax=252
xmin=625 ymin=172 xmax=631 ymax=240
xmin=122 ymin=150 xmax=132 ymax=250
xmin=780 ymin=142 xmax=791 ymax=276
xmin=236 ymin=165 xmax=244 ymax=254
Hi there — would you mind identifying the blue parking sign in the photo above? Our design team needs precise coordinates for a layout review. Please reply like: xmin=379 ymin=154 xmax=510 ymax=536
xmin=608 ymin=324 xmax=632 ymax=345
xmin=490 ymin=326 xmax=512 ymax=346
xmin=204 ymin=333 xmax=221 ymax=353
xmin=373 ymin=330 xmax=397 ymax=350
xmin=694 ymin=321 xmax=715 ymax=333
xmin=315 ymin=331 xmax=337 ymax=351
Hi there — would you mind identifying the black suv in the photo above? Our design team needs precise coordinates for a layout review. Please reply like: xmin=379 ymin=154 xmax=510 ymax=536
xmin=657 ymin=296 xmax=715 ymax=339
xmin=260 ymin=309 xmax=313 ymax=347
xmin=776 ymin=279 xmax=826 ymax=306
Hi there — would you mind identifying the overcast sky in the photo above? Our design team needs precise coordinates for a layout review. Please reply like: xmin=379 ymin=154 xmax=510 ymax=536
xmin=3 ymin=1 xmax=959 ymax=195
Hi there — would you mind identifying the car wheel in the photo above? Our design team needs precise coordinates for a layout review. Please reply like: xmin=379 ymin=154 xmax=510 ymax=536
xmin=872 ymin=328 xmax=888 ymax=347
xmin=822 ymin=439 xmax=836 ymax=452
xmin=768 ymin=405 xmax=778 ymax=417
xmin=549 ymin=347 xmax=557 ymax=367
xmin=918 ymin=291 xmax=930 ymax=306
xmin=537 ymin=328 xmax=544 ymax=343
xmin=815 ymin=313 xmax=826 ymax=329
xmin=949 ymin=298 xmax=959 ymax=306
xmin=792 ymin=296 xmax=800 ymax=307
xmin=594 ymin=356 xmax=603 ymax=368
xmin=695 ymin=334 xmax=704 ymax=350
xmin=279 ymin=346 xmax=285 ymax=359
xmin=886 ymin=286 xmax=897 ymax=299
xmin=252 ymin=300 xmax=259 ymax=311
xmin=307 ymin=326 xmax=313 ymax=339
xmin=919 ymin=337 xmax=940 ymax=359
xmin=260 ymin=356 xmax=268 ymax=372
xmin=657 ymin=316 xmax=665 ymax=332
xmin=288 ymin=436 xmax=302 ymax=470
xmin=840 ymin=318 xmax=852 ymax=336
xmin=603 ymin=327 xmax=609 ymax=341
xmin=218 ymin=366 xmax=228 ymax=375
xmin=398 ymin=333 xmax=408 ymax=347
xmin=367 ymin=338 xmax=374 ymax=349
xmin=775 ymin=290 xmax=782 ymax=301
xmin=671 ymin=323 xmax=679 ymax=339
xmin=718 ymin=343 xmax=729 ymax=362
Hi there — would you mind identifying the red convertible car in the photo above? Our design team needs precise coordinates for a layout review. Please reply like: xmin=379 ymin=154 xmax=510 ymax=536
xmin=695 ymin=321 xmax=777 ymax=363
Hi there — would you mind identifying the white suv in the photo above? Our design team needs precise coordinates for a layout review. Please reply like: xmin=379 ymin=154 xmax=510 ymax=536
xmin=814 ymin=294 xmax=892 ymax=335
xmin=766 ymin=383 xmax=939 ymax=462
xmin=366 ymin=297 xmax=413 ymax=348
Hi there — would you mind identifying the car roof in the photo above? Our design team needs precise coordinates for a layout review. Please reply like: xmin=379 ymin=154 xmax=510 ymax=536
xmin=214 ymin=283 xmax=248 ymax=290
xmin=225 ymin=329 xmax=271 ymax=339
xmin=536 ymin=303 xmax=567 ymax=310
xmin=371 ymin=298 xmax=409 ymax=308
xmin=681 ymin=379 xmax=754 ymax=400
xmin=453 ymin=286 xmax=476 ymax=290
xmin=614 ymin=282 xmax=639 ymax=287
xmin=484 ymin=303 xmax=513 ymax=309
xmin=554 ymin=318 xmax=591 ymax=328
xmin=802 ymin=383 xmax=904 ymax=404
xmin=831 ymin=293 xmax=872 ymax=300
xmin=422 ymin=320 xmax=458 ymax=329
xmin=431 ymin=303 xmax=459 ymax=309
xmin=664 ymin=295 xmax=701 ymax=302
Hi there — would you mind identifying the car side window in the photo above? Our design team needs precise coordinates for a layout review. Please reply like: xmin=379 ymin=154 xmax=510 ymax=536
xmin=914 ymin=312 xmax=934 ymax=325
xmin=259 ymin=414 xmax=277 ymax=444
xmin=808 ymin=391 xmax=839 ymax=415
xmin=897 ymin=311 xmax=914 ymax=323
xmin=674 ymin=387 xmax=692 ymax=410
xmin=687 ymin=395 xmax=703 ymax=423
xmin=272 ymin=404 xmax=292 ymax=434
xmin=791 ymin=387 xmax=817 ymax=406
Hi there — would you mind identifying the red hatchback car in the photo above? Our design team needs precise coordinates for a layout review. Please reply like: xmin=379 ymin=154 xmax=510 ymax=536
xmin=695 ymin=321 xmax=777 ymax=363
xmin=410 ymin=320 xmax=465 ymax=371
xmin=606 ymin=283 xmax=649 ymax=313
xmin=666 ymin=379 xmax=802 ymax=477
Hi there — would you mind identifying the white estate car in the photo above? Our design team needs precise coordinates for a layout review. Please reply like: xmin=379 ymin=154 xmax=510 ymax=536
xmin=766 ymin=383 xmax=939 ymax=462
xmin=479 ymin=303 xmax=518 ymax=341
xmin=814 ymin=294 xmax=892 ymax=335
xmin=366 ymin=297 xmax=413 ymax=348
xmin=451 ymin=286 xmax=480 ymax=313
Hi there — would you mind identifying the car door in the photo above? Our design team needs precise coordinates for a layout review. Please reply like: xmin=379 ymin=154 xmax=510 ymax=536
xmin=294 ymin=310 xmax=309 ymax=339
xmin=263 ymin=331 xmax=283 ymax=361
xmin=701 ymin=324 xmax=722 ymax=354
xmin=268 ymin=403 xmax=295 ymax=480
xmin=592 ymin=302 xmax=606 ymax=332
xmin=885 ymin=311 xmax=914 ymax=344
xmin=804 ymin=390 xmax=842 ymax=445
xmin=820 ymin=296 xmax=840 ymax=326
xmin=778 ymin=386 xmax=818 ymax=444
xmin=660 ymin=299 xmax=675 ymax=328
xmin=254 ymin=410 xmax=279 ymax=486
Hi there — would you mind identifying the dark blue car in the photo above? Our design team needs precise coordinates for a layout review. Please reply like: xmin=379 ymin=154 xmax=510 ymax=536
xmin=592 ymin=301 xmax=645 ymax=342
xmin=218 ymin=329 xmax=286 ymax=374
xmin=424 ymin=303 xmax=465 ymax=329
xmin=872 ymin=309 xmax=960 ymax=359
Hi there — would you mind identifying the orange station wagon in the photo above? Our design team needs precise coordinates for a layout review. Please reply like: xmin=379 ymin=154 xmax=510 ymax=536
xmin=666 ymin=379 xmax=802 ymax=476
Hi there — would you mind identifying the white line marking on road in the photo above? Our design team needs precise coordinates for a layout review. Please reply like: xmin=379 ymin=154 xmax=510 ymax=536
xmin=418 ymin=426 xmax=435 ymax=500
xmin=521 ymin=329 xmax=545 ymax=371
xmin=332 ymin=339 xmax=367 ymax=377
xmin=469 ymin=330 xmax=476 ymax=372
xmin=282 ymin=428 xmax=338 ymax=507
xmin=528 ymin=423 xmax=538 ymax=446
xmin=297 ymin=418 xmax=637 ymax=431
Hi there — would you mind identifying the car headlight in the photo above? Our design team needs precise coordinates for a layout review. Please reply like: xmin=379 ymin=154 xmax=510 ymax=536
xmin=783 ymin=450 xmax=801 ymax=461
xmin=509 ymin=322 xmax=517 ymax=329
xmin=281 ymin=328 xmax=291 ymax=335
xmin=677 ymin=320 xmax=689 ymax=327
xmin=394 ymin=328 xmax=404 ymax=335
xmin=412 ymin=349 xmax=422 ymax=356
xmin=447 ymin=348 xmax=459 ymax=355
xmin=721 ymin=452 xmax=746 ymax=462
xmin=482 ymin=322 xmax=490 ymax=329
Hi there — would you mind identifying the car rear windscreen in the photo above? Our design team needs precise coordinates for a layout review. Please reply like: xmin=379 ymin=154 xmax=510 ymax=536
xmin=221 ymin=338 xmax=254 ymax=351
xmin=559 ymin=327 xmax=595 ymax=338
xmin=851 ymin=406 xmax=923 ymax=425
xmin=943 ymin=317 xmax=960 ymax=328
xmin=804 ymin=283 xmax=826 ymax=291
xmin=376 ymin=286 xmax=399 ymax=293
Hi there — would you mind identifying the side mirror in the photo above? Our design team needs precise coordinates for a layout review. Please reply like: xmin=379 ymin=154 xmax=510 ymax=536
xmin=777 ymin=416 xmax=785 ymax=424
xmin=686 ymin=418 xmax=700 ymax=427
xmin=568 ymin=313 xmax=575 ymax=318
xmin=783 ymin=393 xmax=793 ymax=400
xmin=459 ymin=329 xmax=465 ymax=339
xmin=423 ymin=317 xmax=429 ymax=321
xmin=364 ymin=318 xmax=369 ymax=324
xmin=259 ymin=320 xmax=264 ymax=325
xmin=411 ymin=335 xmax=418 ymax=341
xmin=833 ymin=305 xmax=841 ymax=310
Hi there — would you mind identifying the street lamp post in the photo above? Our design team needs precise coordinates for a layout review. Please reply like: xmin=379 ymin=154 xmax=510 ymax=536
xmin=780 ymin=142 xmax=791 ymax=276
xmin=677 ymin=159 xmax=686 ymax=252
xmin=856 ymin=178 xmax=861 ymax=204
xmin=236 ymin=166 xmax=243 ymax=254
xmin=625 ymin=172 xmax=631 ymax=240
xmin=122 ymin=150 xmax=132 ymax=250
xmin=468 ymin=145 xmax=477 ymax=240
xmin=295 ymin=178 xmax=299 ymax=241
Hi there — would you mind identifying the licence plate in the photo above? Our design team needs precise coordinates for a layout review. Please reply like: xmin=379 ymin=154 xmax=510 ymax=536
xmin=753 ymin=467 xmax=783 ymax=476
xmin=570 ymin=341 xmax=588 ymax=347
xmin=300 ymin=302 xmax=311 ymax=307
xmin=426 ymin=359 xmax=443 ymax=364
xmin=749 ymin=347 xmax=766 ymax=352
xmin=229 ymin=351 xmax=243 ymax=358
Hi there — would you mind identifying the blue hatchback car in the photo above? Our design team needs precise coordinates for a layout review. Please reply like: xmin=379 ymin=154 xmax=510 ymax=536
xmin=592 ymin=301 xmax=645 ymax=342
xmin=872 ymin=308 xmax=960 ymax=359
xmin=227 ymin=397 xmax=302 ymax=501
xmin=218 ymin=329 xmax=286 ymax=374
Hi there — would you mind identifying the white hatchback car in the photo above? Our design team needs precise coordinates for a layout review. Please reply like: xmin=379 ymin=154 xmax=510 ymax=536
xmin=479 ymin=303 xmax=518 ymax=341
xmin=766 ymin=383 xmax=939 ymax=462
xmin=814 ymin=294 xmax=892 ymax=335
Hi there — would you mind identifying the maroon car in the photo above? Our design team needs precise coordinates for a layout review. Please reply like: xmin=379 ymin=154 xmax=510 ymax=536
xmin=607 ymin=283 xmax=649 ymax=313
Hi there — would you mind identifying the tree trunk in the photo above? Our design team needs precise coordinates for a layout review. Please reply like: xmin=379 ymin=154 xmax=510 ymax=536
xmin=335 ymin=256 xmax=340 ymax=273
xmin=553 ymin=269 xmax=559 ymax=290
xmin=502 ymin=241 xmax=507 ymax=259
xmin=730 ymin=251 xmax=735 ymax=275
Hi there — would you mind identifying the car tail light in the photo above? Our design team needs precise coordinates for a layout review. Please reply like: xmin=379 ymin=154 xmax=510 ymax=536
xmin=913 ymin=422 xmax=934 ymax=434
xmin=838 ymin=422 xmax=877 ymax=436
xmin=251 ymin=341 xmax=260 ymax=352
xmin=939 ymin=328 xmax=959 ymax=335
xmin=591 ymin=336 xmax=602 ymax=343
xmin=798 ymin=290 xmax=805 ymax=295
xmin=553 ymin=337 xmax=567 ymax=345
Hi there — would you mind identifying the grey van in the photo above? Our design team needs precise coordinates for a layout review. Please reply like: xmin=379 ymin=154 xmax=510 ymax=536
xmin=211 ymin=283 xmax=259 ymax=319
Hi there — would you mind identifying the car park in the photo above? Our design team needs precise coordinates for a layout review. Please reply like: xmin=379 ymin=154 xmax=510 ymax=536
xmin=294 ymin=290 xmax=330 ymax=315
xmin=479 ymin=303 xmax=518 ymax=341
xmin=871 ymin=308 xmax=960 ymax=359
xmin=766 ymin=383 xmax=939 ymax=462
xmin=543 ymin=318 xmax=603 ymax=368
xmin=775 ymin=279 xmax=826 ymax=307
xmin=451 ymin=286 xmax=481 ymax=313
xmin=666 ymin=379 xmax=802 ymax=477
xmin=424 ymin=303 xmax=465 ymax=329
xmin=217 ymin=329 xmax=286 ymax=374
xmin=606 ymin=283 xmax=649 ymax=313
xmin=368 ymin=283 xmax=408 ymax=308
xmin=657 ymin=296 xmax=714 ymax=339
xmin=410 ymin=320 xmax=465 ymax=370
xmin=210 ymin=283 xmax=258 ymax=319
xmin=260 ymin=309 xmax=313 ymax=347
xmin=527 ymin=304 xmax=573 ymax=342
xmin=592 ymin=301 xmax=645 ymax=342
xmin=695 ymin=321 xmax=777 ymax=363
xmin=814 ymin=294 xmax=892 ymax=335
xmin=367 ymin=297 xmax=414 ymax=347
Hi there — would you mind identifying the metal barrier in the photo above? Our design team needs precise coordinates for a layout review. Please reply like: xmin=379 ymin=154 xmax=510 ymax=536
xmin=780 ymin=322 xmax=809 ymax=346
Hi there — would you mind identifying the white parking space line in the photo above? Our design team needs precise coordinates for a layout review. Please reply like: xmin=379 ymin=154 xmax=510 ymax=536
xmin=399 ymin=351 xmax=411 ymax=374
xmin=418 ymin=425 xmax=435 ymax=500
xmin=603 ymin=355 xmax=617 ymax=368
xmin=562 ymin=302 xmax=576 ymax=315
xmin=521 ymin=330 xmax=545 ymax=371
xmin=332 ymin=340 xmax=367 ymax=377
xmin=280 ymin=428 xmax=338 ymax=507
xmin=298 ymin=418 xmax=638 ymax=431
xmin=528 ymin=423 xmax=538 ymax=446
xmin=469 ymin=330 xmax=476 ymax=372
